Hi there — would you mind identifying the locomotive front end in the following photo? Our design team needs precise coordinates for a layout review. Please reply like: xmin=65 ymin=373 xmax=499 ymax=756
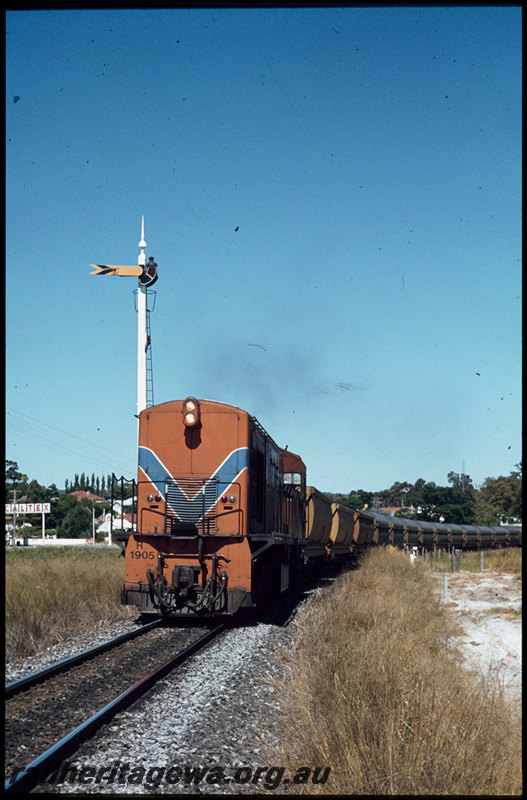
xmin=122 ymin=398 xmax=253 ymax=616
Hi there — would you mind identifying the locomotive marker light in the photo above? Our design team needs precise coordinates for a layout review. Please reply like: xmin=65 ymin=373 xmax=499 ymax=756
xmin=182 ymin=397 xmax=200 ymax=427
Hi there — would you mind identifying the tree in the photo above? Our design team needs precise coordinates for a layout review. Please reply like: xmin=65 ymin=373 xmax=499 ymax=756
xmin=116 ymin=479 xmax=135 ymax=501
xmin=448 ymin=471 xmax=475 ymax=497
xmin=407 ymin=478 xmax=427 ymax=508
xmin=474 ymin=500 xmax=501 ymax=527
xmin=5 ymin=460 xmax=28 ymax=499
xmin=59 ymin=500 xmax=92 ymax=538
xmin=375 ymin=489 xmax=391 ymax=508
xmin=65 ymin=478 xmax=70 ymax=493
xmin=48 ymin=493 xmax=78 ymax=530
xmin=341 ymin=489 xmax=374 ymax=510
xmin=386 ymin=481 xmax=412 ymax=507
xmin=25 ymin=479 xmax=49 ymax=504
xmin=406 ymin=481 xmax=476 ymax=524
xmin=478 ymin=469 xmax=522 ymax=521
xmin=438 ymin=500 xmax=475 ymax=525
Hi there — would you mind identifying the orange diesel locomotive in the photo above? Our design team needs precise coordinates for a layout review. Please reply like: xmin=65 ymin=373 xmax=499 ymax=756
xmin=121 ymin=398 xmax=306 ymax=615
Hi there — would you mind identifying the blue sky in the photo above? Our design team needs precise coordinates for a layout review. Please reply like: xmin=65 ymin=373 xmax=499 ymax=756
xmin=6 ymin=7 xmax=522 ymax=494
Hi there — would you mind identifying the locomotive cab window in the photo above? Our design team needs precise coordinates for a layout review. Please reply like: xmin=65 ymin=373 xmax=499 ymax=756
xmin=283 ymin=472 xmax=302 ymax=485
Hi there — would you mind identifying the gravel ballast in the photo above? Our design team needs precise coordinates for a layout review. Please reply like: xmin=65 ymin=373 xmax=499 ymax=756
xmin=32 ymin=618 xmax=300 ymax=795
xmin=6 ymin=618 xmax=142 ymax=684
xmin=5 ymin=624 xmax=211 ymax=781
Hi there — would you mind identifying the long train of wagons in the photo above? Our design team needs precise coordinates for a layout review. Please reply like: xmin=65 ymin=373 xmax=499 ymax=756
xmin=116 ymin=398 xmax=521 ymax=617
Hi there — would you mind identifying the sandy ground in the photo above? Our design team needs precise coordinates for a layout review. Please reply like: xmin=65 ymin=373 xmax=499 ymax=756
xmin=431 ymin=570 xmax=522 ymax=703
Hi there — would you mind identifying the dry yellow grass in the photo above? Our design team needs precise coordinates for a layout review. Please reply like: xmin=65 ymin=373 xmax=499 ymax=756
xmin=272 ymin=548 xmax=522 ymax=795
xmin=484 ymin=606 xmax=522 ymax=619
xmin=432 ymin=547 xmax=522 ymax=577
xmin=482 ymin=547 xmax=522 ymax=576
xmin=5 ymin=547 xmax=135 ymax=659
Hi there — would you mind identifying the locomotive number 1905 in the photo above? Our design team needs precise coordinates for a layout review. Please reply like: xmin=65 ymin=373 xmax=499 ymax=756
xmin=132 ymin=550 xmax=154 ymax=559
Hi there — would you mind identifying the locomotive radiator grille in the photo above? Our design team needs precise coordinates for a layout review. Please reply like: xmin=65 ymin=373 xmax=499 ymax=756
xmin=166 ymin=477 xmax=218 ymax=533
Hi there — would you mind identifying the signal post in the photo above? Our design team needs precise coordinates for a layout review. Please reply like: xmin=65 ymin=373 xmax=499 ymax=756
xmin=90 ymin=217 xmax=158 ymax=421
xmin=90 ymin=219 xmax=158 ymax=542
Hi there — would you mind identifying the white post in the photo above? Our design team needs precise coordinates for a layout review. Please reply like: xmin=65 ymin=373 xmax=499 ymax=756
xmin=11 ymin=491 xmax=17 ymax=547
xmin=137 ymin=217 xmax=147 ymax=426
xmin=42 ymin=512 xmax=45 ymax=540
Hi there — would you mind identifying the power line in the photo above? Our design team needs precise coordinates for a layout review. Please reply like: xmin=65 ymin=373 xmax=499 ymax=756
xmin=6 ymin=408 xmax=134 ymax=475
xmin=6 ymin=407 xmax=133 ymax=460
xmin=6 ymin=423 xmax=132 ymax=476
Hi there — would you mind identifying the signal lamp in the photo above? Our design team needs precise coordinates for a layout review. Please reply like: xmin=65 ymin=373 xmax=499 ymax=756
xmin=182 ymin=397 xmax=200 ymax=427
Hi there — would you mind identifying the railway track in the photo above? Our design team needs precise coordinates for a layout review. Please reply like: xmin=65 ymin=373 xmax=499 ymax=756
xmin=5 ymin=623 xmax=226 ymax=794
xmin=5 ymin=618 xmax=164 ymax=699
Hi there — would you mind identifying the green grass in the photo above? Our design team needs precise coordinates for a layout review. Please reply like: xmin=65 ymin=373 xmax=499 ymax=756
xmin=6 ymin=547 xmax=134 ymax=660
xmin=271 ymin=548 xmax=522 ymax=795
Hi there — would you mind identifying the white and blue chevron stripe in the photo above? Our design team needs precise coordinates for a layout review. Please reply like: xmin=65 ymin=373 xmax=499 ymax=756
xmin=138 ymin=446 xmax=249 ymax=522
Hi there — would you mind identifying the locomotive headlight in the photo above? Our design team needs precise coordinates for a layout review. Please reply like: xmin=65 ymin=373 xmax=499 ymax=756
xmin=182 ymin=397 xmax=200 ymax=427
xmin=147 ymin=494 xmax=154 ymax=503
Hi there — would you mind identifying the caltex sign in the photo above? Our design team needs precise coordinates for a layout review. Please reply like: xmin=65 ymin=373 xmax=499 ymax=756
xmin=5 ymin=503 xmax=51 ymax=514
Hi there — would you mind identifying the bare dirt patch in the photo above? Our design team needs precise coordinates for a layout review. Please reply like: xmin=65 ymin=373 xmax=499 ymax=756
xmin=432 ymin=571 xmax=522 ymax=701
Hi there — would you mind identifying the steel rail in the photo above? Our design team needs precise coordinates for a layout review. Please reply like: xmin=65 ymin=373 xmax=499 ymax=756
xmin=5 ymin=624 xmax=226 ymax=795
xmin=5 ymin=618 xmax=164 ymax=699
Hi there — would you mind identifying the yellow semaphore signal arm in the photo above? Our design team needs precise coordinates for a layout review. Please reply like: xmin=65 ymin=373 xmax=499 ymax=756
xmin=90 ymin=264 xmax=144 ymax=277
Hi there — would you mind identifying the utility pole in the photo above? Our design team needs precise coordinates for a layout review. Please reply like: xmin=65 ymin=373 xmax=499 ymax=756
xmin=10 ymin=490 xmax=17 ymax=547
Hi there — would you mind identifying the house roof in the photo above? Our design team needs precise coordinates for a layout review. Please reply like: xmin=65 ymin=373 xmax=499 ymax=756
xmin=69 ymin=490 xmax=105 ymax=502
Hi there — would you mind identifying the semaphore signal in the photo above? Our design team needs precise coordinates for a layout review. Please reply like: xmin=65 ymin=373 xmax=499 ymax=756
xmin=90 ymin=217 xmax=158 ymax=427
xmin=90 ymin=264 xmax=144 ymax=277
